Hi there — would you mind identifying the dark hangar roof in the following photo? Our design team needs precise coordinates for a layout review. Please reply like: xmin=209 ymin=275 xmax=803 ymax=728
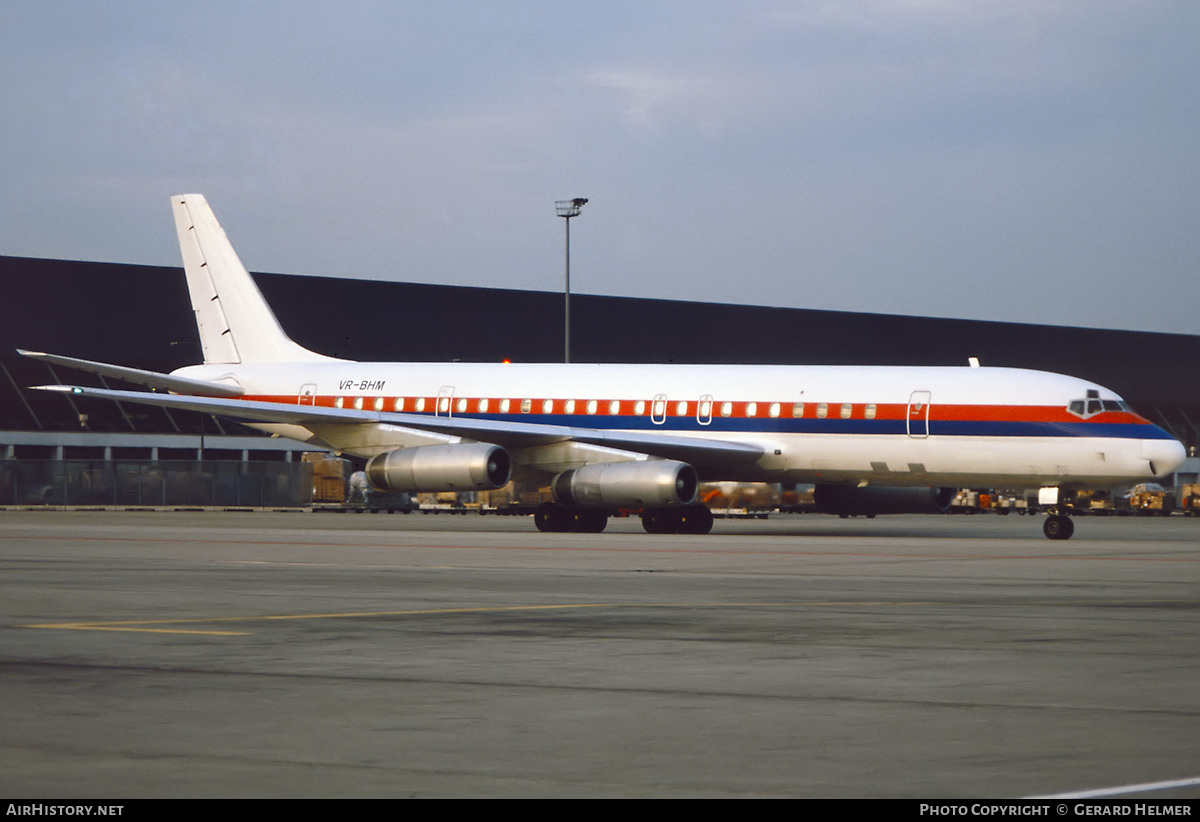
xmin=2 ymin=255 xmax=1198 ymax=445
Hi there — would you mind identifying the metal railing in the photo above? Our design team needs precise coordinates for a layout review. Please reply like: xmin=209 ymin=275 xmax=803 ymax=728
xmin=0 ymin=460 xmax=314 ymax=507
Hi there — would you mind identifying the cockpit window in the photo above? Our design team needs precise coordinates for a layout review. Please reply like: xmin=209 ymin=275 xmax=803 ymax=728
xmin=1068 ymin=391 xmax=1130 ymax=419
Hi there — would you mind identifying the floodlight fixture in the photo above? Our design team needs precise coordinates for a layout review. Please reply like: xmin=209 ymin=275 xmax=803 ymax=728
xmin=555 ymin=197 xmax=588 ymax=362
xmin=555 ymin=197 xmax=588 ymax=218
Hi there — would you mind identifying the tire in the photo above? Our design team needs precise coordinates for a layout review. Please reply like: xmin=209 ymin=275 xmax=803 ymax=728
xmin=570 ymin=509 xmax=608 ymax=533
xmin=642 ymin=509 xmax=680 ymax=534
xmin=1043 ymin=514 xmax=1075 ymax=540
xmin=678 ymin=505 xmax=714 ymax=535
xmin=534 ymin=502 xmax=570 ymax=533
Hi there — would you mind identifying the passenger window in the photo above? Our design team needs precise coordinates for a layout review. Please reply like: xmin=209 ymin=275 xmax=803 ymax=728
xmin=587 ymin=399 xmax=598 ymax=415
xmin=456 ymin=398 xmax=467 ymax=413
xmin=675 ymin=401 xmax=687 ymax=416
xmin=609 ymin=400 xmax=621 ymax=415
xmin=565 ymin=399 xmax=575 ymax=414
xmin=720 ymin=401 xmax=732 ymax=417
xmin=792 ymin=402 xmax=804 ymax=418
xmin=499 ymin=398 xmax=510 ymax=413
xmin=335 ymin=397 xmax=345 ymax=409
xmin=542 ymin=399 xmax=554 ymax=414
xmin=865 ymin=404 xmax=877 ymax=419
xmin=816 ymin=403 xmax=828 ymax=419
xmin=746 ymin=402 xmax=758 ymax=417
xmin=840 ymin=403 xmax=852 ymax=419
xmin=768 ymin=402 xmax=780 ymax=418
xmin=635 ymin=400 xmax=645 ymax=415
xmin=479 ymin=398 xmax=489 ymax=413
xmin=393 ymin=397 xmax=405 ymax=412
xmin=521 ymin=399 xmax=532 ymax=414
xmin=374 ymin=397 xmax=384 ymax=411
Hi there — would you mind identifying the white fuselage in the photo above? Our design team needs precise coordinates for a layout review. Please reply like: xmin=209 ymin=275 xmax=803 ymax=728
xmin=174 ymin=361 xmax=1185 ymax=490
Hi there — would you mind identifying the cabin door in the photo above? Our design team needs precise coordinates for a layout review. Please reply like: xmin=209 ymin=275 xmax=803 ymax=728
xmin=651 ymin=393 xmax=668 ymax=425
xmin=907 ymin=391 xmax=931 ymax=438
xmin=436 ymin=386 xmax=455 ymax=417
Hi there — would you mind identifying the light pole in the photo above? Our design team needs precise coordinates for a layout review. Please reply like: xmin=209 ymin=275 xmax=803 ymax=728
xmin=555 ymin=197 xmax=587 ymax=363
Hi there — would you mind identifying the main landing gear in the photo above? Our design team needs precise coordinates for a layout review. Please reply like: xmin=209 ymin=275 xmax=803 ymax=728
xmin=534 ymin=502 xmax=608 ymax=533
xmin=533 ymin=502 xmax=716 ymax=535
xmin=641 ymin=505 xmax=714 ymax=535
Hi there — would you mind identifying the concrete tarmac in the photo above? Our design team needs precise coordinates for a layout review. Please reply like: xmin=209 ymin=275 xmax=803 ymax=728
xmin=1 ymin=510 xmax=1197 ymax=798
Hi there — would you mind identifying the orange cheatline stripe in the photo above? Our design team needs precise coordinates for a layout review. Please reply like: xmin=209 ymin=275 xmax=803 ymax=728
xmin=244 ymin=393 xmax=1152 ymax=425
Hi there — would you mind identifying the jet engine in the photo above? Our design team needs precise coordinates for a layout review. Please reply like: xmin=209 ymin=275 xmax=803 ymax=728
xmin=366 ymin=443 xmax=511 ymax=492
xmin=552 ymin=460 xmax=699 ymax=509
xmin=813 ymin=484 xmax=955 ymax=517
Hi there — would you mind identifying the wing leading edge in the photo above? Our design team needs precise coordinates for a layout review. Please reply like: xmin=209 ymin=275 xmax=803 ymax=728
xmin=32 ymin=384 xmax=765 ymax=467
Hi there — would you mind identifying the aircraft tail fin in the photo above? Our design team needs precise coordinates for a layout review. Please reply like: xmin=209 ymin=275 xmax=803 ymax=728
xmin=171 ymin=194 xmax=339 ymax=364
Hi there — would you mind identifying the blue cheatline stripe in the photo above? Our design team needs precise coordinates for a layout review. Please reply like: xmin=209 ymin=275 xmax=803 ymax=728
xmin=931 ymin=421 xmax=1176 ymax=439
xmin=446 ymin=413 xmax=1175 ymax=440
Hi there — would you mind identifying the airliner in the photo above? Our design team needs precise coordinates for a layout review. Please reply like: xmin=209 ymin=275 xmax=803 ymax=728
xmin=23 ymin=194 xmax=1186 ymax=540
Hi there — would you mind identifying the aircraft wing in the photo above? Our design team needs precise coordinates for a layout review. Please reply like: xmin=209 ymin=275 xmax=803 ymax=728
xmin=33 ymin=385 xmax=764 ymax=466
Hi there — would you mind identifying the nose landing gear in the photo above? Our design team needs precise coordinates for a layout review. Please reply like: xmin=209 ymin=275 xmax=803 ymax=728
xmin=1043 ymin=513 xmax=1075 ymax=540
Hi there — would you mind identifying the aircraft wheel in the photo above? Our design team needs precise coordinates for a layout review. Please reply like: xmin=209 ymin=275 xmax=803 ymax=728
xmin=678 ymin=505 xmax=714 ymax=535
xmin=1043 ymin=514 xmax=1075 ymax=541
xmin=570 ymin=509 xmax=608 ymax=533
xmin=534 ymin=502 xmax=570 ymax=533
xmin=641 ymin=510 xmax=664 ymax=534
xmin=642 ymin=509 xmax=680 ymax=534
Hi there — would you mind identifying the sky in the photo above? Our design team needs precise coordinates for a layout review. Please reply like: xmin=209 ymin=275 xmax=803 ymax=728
xmin=2 ymin=1 xmax=1198 ymax=335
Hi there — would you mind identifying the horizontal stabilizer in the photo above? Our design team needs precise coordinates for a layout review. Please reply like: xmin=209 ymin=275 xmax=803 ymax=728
xmin=18 ymin=350 xmax=243 ymax=397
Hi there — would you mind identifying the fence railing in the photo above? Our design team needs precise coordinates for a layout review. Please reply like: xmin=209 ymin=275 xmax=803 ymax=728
xmin=0 ymin=460 xmax=314 ymax=507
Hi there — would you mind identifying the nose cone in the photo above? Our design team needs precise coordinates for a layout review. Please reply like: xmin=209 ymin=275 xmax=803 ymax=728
xmin=1143 ymin=435 xmax=1187 ymax=478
